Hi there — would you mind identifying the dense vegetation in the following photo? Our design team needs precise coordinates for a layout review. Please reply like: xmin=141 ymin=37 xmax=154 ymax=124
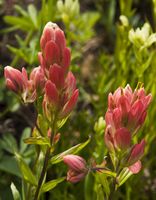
xmin=0 ymin=0 xmax=156 ymax=199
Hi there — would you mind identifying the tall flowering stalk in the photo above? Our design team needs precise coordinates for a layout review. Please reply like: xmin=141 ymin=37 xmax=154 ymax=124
xmin=4 ymin=22 xmax=79 ymax=200
xmin=105 ymin=84 xmax=151 ymax=166
xmin=104 ymin=84 xmax=152 ymax=199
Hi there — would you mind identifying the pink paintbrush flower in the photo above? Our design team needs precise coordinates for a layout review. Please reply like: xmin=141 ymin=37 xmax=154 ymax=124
xmin=105 ymin=84 xmax=152 ymax=134
xmin=63 ymin=155 xmax=88 ymax=183
xmin=30 ymin=66 xmax=46 ymax=93
xmin=4 ymin=66 xmax=36 ymax=103
xmin=39 ymin=22 xmax=71 ymax=77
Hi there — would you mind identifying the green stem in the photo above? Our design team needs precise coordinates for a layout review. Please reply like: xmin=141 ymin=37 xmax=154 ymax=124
xmin=33 ymin=147 xmax=51 ymax=200
xmin=26 ymin=182 xmax=31 ymax=200
xmin=108 ymin=179 xmax=116 ymax=200
xmin=50 ymin=116 xmax=57 ymax=146
xmin=33 ymin=116 xmax=57 ymax=200
xmin=108 ymin=158 xmax=121 ymax=200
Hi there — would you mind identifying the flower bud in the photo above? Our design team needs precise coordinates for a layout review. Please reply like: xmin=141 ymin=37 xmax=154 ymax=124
xmin=94 ymin=116 xmax=105 ymax=134
xmin=4 ymin=66 xmax=27 ymax=93
xmin=129 ymin=23 xmax=156 ymax=49
xmin=40 ymin=22 xmax=65 ymax=51
xmin=119 ymin=15 xmax=129 ymax=27
xmin=4 ymin=66 xmax=36 ymax=103
xmin=30 ymin=66 xmax=46 ymax=93
xmin=39 ymin=22 xmax=70 ymax=73
xmin=39 ymin=23 xmax=79 ymax=121
xmin=63 ymin=155 xmax=88 ymax=183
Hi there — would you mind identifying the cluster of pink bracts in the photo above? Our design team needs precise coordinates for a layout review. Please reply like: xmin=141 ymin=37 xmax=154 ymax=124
xmin=4 ymin=22 xmax=152 ymax=184
xmin=4 ymin=22 xmax=79 ymax=120
xmin=105 ymin=85 xmax=152 ymax=172
xmin=63 ymin=85 xmax=152 ymax=182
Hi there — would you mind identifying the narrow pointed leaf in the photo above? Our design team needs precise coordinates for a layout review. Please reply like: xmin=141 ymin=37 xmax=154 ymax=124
xmin=98 ymin=169 xmax=116 ymax=177
xmin=28 ymin=4 xmax=38 ymax=28
xmin=85 ymin=173 xmax=95 ymax=200
xmin=4 ymin=16 xmax=32 ymax=31
xmin=117 ymin=167 xmax=132 ymax=187
xmin=0 ymin=156 xmax=21 ymax=177
xmin=20 ymin=127 xmax=31 ymax=154
xmin=41 ymin=177 xmax=65 ymax=193
xmin=11 ymin=183 xmax=21 ymax=200
xmin=15 ymin=153 xmax=37 ymax=186
xmin=24 ymin=136 xmax=50 ymax=146
xmin=97 ymin=173 xmax=110 ymax=199
xmin=0 ymin=133 xmax=18 ymax=154
xmin=50 ymin=137 xmax=91 ymax=165
xmin=14 ymin=5 xmax=28 ymax=17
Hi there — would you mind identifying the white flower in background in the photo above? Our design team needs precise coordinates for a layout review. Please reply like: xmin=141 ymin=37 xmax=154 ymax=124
xmin=129 ymin=23 xmax=156 ymax=50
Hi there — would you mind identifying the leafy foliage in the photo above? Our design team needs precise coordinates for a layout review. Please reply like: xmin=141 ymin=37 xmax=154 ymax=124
xmin=0 ymin=0 xmax=156 ymax=200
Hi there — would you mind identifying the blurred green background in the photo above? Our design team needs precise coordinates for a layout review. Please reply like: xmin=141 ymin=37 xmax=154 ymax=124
xmin=0 ymin=0 xmax=156 ymax=199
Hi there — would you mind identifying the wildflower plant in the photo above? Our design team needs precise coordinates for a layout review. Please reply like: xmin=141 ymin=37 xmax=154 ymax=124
xmin=3 ymin=19 xmax=152 ymax=200
xmin=4 ymin=22 xmax=88 ymax=200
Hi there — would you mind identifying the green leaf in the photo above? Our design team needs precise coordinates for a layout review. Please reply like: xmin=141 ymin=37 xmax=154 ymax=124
xmin=0 ymin=26 xmax=19 ymax=33
xmin=117 ymin=167 xmax=132 ymax=187
xmin=7 ymin=45 xmax=28 ymax=62
xmin=99 ymin=169 xmax=116 ymax=177
xmin=97 ymin=184 xmax=104 ymax=200
xmin=28 ymin=4 xmax=38 ymax=28
xmin=20 ymin=127 xmax=31 ymax=154
xmin=14 ymin=5 xmax=28 ymax=17
xmin=41 ymin=177 xmax=65 ymax=193
xmin=97 ymin=173 xmax=110 ymax=199
xmin=15 ymin=153 xmax=37 ymax=186
xmin=57 ymin=116 xmax=69 ymax=129
xmin=37 ymin=114 xmax=48 ymax=137
xmin=140 ymin=53 xmax=153 ymax=73
xmin=85 ymin=173 xmax=95 ymax=200
xmin=11 ymin=182 xmax=21 ymax=200
xmin=4 ymin=16 xmax=33 ymax=31
xmin=50 ymin=137 xmax=91 ymax=165
xmin=24 ymin=136 xmax=50 ymax=146
xmin=15 ymin=35 xmax=25 ymax=47
xmin=0 ymin=133 xmax=18 ymax=154
xmin=0 ymin=156 xmax=21 ymax=177
xmin=82 ymin=12 xmax=100 ymax=28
